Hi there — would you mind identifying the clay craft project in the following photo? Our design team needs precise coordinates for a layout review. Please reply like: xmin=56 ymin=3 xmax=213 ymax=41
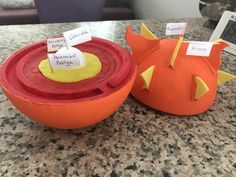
xmin=0 ymin=37 xmax=136 ymax=129
xmin=126 ymin=23 xmax=236 ymax=115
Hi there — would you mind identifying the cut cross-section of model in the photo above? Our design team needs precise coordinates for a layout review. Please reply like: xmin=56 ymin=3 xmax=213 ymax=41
xmin=0 ymin=37 xmax=136 ymax=129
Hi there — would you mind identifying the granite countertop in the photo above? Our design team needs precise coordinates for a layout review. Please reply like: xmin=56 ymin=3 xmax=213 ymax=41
xmin=0 ymin=18 xmax=236 ymax=177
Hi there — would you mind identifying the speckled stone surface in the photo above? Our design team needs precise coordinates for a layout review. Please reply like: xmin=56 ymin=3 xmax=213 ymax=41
xmin=0 ymin=18 xmax=235 ymax=177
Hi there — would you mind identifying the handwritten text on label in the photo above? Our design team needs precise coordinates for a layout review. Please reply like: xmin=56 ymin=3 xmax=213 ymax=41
xmin=48 ymin=47 xmax=85 ymax=69
xmin=186 ymin=42 xmax=213 ymax=57
xmin=166 ymin=23 xmax=187 ymax=35
xmin=47 ymin=37 xmax=66 ymax=52
xmin=63 ymin=26 xmax=92 ymax=47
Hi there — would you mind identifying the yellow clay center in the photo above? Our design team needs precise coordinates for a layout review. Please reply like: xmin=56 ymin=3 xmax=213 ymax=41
xmin=38 ymin=52 xmax=102 ymax=83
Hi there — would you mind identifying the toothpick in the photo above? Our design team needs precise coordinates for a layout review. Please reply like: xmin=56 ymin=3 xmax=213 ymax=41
xmin=47 ymin=54 xmax=54 ymax=73
xmin=170 ymin=36 xmax=184 ymax=68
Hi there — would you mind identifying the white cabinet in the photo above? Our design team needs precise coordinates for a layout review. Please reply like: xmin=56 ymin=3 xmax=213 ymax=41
xmin=130 ymin=0 xmax=202 ymax=19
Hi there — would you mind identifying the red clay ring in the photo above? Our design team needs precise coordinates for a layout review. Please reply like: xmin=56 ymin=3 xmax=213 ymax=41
xmin=0 ymin=37 xmax=135 ymax=103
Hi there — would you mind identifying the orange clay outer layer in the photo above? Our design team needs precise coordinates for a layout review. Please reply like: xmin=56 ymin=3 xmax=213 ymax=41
xmin=1 ymin=70 xmax=136 ymax=129
xmin=126 ymin=26 xmax=229 ymax=115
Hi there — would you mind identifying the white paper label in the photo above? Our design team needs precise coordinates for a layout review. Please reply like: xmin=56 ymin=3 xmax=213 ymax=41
xmin=186 ymin=42 xmax=213 ymax=57
xmin=166 ymin=23 xmax=187 ymax=35
xmin=63 ymin=26 xmax=92 ymax=47
xmin=48 ymin=47 xmax=85 ymax=69
xmin=47 ymin=37 xmax=66 ymax=52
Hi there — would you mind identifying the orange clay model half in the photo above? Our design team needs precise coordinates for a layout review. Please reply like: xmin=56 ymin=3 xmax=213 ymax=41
xmin=0 ymin=37 xmax=136 ymax=129
xmin=126 ymin=23 xmax=236 ymax=115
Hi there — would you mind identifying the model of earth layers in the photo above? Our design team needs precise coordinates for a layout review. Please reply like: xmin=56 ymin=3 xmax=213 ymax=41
xmin=126 ymin=23 xmax=236 ymax=115
xmin=0 ymin=36 xmax=136 ymax=129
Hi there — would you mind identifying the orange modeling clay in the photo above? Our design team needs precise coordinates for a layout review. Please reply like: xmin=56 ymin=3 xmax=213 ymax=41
xmin=0 ymin=37 xmax=136 ymax=129
xmin=126 ymin=23 xmax=236 ymax=115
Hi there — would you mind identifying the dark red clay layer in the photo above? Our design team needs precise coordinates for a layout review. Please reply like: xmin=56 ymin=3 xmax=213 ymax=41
xmin=0 ymin=37 xmax=136 ymax=103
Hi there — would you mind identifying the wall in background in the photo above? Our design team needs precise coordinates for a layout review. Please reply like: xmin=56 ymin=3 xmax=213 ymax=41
xmin=130 ymin=0 xmax=202 ymax=19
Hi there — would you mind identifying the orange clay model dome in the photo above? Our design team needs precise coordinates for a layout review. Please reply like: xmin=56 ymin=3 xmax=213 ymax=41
xmin=126 ymin=23 xmax=236 ymax=115
xmin=0 ymin=37 xmax=136 ymax=129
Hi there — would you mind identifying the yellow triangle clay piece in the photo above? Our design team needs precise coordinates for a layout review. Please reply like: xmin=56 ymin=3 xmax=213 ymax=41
xmin=213 ymin=38 xmax=223 ymax=44
xmin=140 ymin=66 xmax=155 ymax=89
xmin=195 ymin=76 xmax=210 ymax=100
xmin=217 ymin=70 xmax=236 ymax=85
xmin=170 ymin=36 xmax=183 ymax=68
xmin=140 ymin=23 xmax=158 ymax=39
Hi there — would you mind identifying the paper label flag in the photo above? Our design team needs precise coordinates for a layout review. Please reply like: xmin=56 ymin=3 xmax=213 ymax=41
xmin=63 ymin=26 xmax=92 ymax=47
xmin=166 ymin=23 xmax=187 ymax=35
xmin=186 ymin=42 xmax=213 ymax=57
xmin=47 ymin=37 xmax=66 ymax=52
xmin=48 ymin=47 xmax=85 ymax=70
